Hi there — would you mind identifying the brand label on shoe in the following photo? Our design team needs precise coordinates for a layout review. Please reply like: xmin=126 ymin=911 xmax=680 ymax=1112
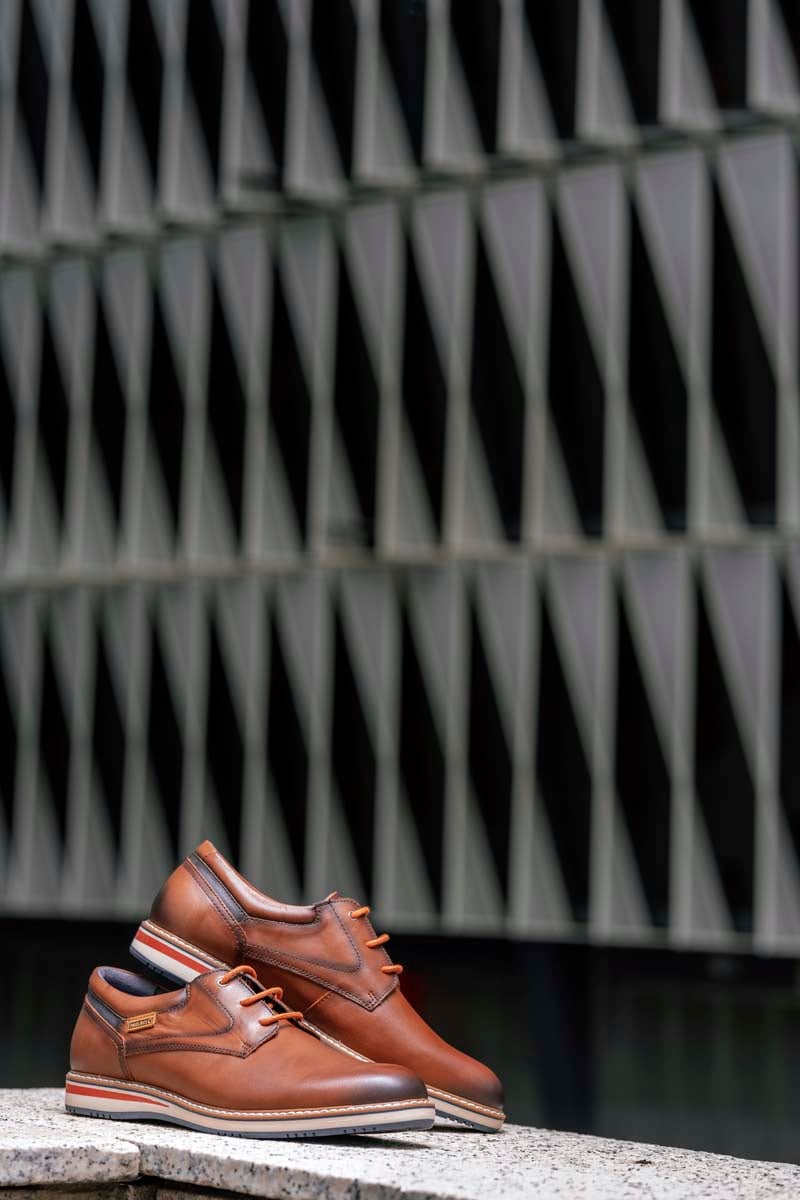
xmin=126 ymin=1012 xmax=157 ymax=1032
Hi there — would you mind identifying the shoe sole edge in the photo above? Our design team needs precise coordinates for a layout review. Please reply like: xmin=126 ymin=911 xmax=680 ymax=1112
xmin=130 ymin=922 xmax=225 ymax=982
xmin=426 ymin=1092 xmax=505 ymax=1132
xmin=65 ymin=1075 xmax=435 ymax=1138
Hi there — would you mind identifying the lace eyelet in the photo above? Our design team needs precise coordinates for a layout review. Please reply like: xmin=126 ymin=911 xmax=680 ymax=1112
xmin=217 ymin=977 xmax=231 ymax=987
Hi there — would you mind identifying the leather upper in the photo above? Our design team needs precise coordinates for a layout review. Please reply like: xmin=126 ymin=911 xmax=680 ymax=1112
xmin=149 ymin=841 xmax=504 ymax=1112
xmin=70 ymin=965 xmax=427 ymax=1112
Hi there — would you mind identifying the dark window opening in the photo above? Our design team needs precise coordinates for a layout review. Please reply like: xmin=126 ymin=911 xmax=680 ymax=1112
xmin=185 ymin=0 xmax=224 ymax=186
xmin=0 ymin=347 xmax=16 ymax=512
xmin=269 ymin=268 xmax=311 ymax=543
xmin=523 ymin=0 xmax=579 ymax=140
xmin=615 ymin=595 xmax=671 ymax=927
xmin=548 ymin=220 xmax=605 ymax=537
xmin=246 ymin=0 xmax=288 ymax=187
xmin=776 ymin=1 xmax=800 ymax=78
xmin=450 ymin=0 xmax=501 ymax=154
xmin=471 ymin=234 xmax=525 ymax=541
xmin=207 ymin=285 xmax=246 ymax=542
xmin=39 ymin=632 xmax=70 ymax=848
xmin=71 ymin=0 xmax=105 ymax=187
xmin=147 ymin=624 xmax=183 ymax=860
xmin=603 ymin=0 xmax=661 ymax=126
xmin=126 ymin=0 xmax=163 ymax=183
xmin=688 ymin=0 xmax=748 ymax=110
xmin=402 ymin=240 xmax=447 ymax=535
xmin=206 ymin=621 xmax=244 ymax=862
xmin=331 ymin=611 xmax=376 ymax=898
xmin=310 ymin=0 xmax=358 ymax=176
xmin=148 ymin=297 xmax=185 ymax=539
xmin=332 ymin=255 xmax=379 ymax=546
xmin=38 ymin=317 xmax=70 ymax=534
xmin=537 ymin=598 xmax=592 ymax=922
xmin=266 ymin=613 xmax=309 ymax=888
xmin=91 ymin=301 xmax=126 ymax=528
xmin=380 ymin=0 xmax=427 ymax=164
xmin=779 ymin=581 xmax=800 ymax=865
xmin=468 ymin=607 xmax=512 ymax=902
xmin=92 ymin=628 xmax=125 ymax=856
xmin=711 ymin=185 xmax=776 ymax=527
xmin=694 ymin=587 xmax=754 ymax=932
xmin=399 ymin=604 xmax=445 ymax=907
xmin=17 ymin=1 xmax=49 ymax=190
xmin=628 ymin=206 xmax=688 ymax=531
xmin=0 ymin=655 xmax=18 ymax=837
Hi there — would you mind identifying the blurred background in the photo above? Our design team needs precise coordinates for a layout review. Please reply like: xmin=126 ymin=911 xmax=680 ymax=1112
xmin=3 ymin=0 xmax=800 ymax=1163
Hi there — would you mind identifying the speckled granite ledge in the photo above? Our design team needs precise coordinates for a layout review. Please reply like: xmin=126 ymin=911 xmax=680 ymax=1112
xmin=3 ymin=1089 xmax=800 ymax=1200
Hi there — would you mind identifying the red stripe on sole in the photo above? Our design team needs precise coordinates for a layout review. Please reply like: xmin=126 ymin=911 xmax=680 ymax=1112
xmin=66 ymin=1083 xmax=168 ymax=1108
xmin=134 ymin=928 xmax=211 ymax=974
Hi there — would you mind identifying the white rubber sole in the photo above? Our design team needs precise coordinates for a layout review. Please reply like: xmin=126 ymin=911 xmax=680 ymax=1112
xmin=130 ymin=921 xmax=227 ymax=983
xmin=424 ymin=1086 xmax=505 ymax=1132
xmin=130 ymin=920 xmax=505 ymax=1134
xmin=65 ymin=1073 xmax=434 ymax=1138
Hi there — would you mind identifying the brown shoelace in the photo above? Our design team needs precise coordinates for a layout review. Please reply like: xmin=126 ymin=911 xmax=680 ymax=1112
xmin=349 ymin=905 xmax=403 ymax=974
xmin=218 ymin=965 xmax=303 ymax=1026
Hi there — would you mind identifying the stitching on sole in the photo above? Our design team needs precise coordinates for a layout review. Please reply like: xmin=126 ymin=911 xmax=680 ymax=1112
xmin=426 ymin=1085 xmax=504 ymax=1119
xmin=434 ymin=1105 xmax=503 ymax=1131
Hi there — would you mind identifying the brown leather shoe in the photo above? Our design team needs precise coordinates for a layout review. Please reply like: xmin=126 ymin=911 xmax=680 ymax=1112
xmin=130 ymin=841 xmax=505 ymax=1132
xmin=66 ymin=965 xmax=434 ymax=1137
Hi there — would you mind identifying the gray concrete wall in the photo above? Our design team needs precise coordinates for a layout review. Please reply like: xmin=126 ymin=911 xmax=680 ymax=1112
xmin=0 ymin=0 xmax=799 ymax=957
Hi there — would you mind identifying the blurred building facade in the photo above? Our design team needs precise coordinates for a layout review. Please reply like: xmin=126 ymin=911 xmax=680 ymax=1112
xmin=8 ymin=0 xmax=800 ymax=1159
xmin=4 ymin=0 xmax=800 ymax=1127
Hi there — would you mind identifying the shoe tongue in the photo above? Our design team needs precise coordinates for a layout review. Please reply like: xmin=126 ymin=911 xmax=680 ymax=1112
xmin=229 ymin=969 xmax=279 ymax=1016
xmin=240 ymin=972 xmax=262 ymax=995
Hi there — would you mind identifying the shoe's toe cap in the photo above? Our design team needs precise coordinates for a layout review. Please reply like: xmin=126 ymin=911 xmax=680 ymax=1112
xmin=338 ymin=1062 xmax=430 ymax=1108
xmin=467 ymin=1060 xmax=504 ymax=1111
xmin=296 ymin=1061 xmax=429 ymax=1111
xmin=427 ymin=1048 xmax=504 ymax=1112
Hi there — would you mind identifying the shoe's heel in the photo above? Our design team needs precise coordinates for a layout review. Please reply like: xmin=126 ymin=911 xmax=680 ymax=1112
xmin=130 ymin=920 xmax=227 ymax=984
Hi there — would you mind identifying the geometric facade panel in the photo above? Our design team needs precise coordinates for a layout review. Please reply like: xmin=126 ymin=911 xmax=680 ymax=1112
xmin=1 ymin=0 xmax=798 ymax=957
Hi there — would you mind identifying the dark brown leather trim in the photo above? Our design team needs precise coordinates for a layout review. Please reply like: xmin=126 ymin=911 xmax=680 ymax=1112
xmin=188 ymin=853 xmax=248 ymax=924
xmin=184 ymin=857 xmax=246 ymax=959
xmin=87 ymin=989 xmax=123 ymax=1030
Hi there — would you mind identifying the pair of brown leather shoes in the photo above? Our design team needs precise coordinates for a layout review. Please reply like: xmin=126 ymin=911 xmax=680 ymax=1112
xmin=66 ymin=841 xmax=504 ymax=1139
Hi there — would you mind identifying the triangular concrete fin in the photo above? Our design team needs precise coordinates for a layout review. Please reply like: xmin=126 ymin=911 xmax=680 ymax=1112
xmin=576 ymin=0 xmax=637 ymax=145
xmin=389 ymin=787 xmax=438 ymax=925
xmin=703 ymin=547 xmax=774 ymax=774
xmin=689 ymin=803 xmax=734 ymax=937
xmin=636 ymin=148 xmax=709 ymax=364
xmin=607 ymin=804 xmax=651 ymax=932
xmin=749 ymin=0 xmax=800 ymax=115
xmin=497 ymin=6 xmax=558 ymax=160
xmin=717 ymin=134 xmax=795 ymax=374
